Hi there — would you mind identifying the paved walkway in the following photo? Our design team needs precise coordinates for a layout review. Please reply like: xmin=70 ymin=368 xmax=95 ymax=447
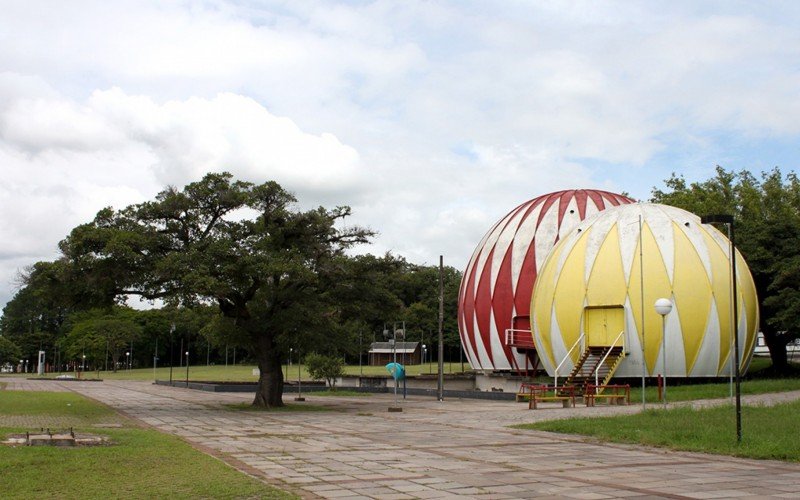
xmin=4 ymin=377 xmax=800 ymax=499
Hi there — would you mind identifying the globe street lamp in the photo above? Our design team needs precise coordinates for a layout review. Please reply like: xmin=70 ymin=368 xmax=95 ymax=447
xmin=126 ymin=351 xmax=130 ymax=371
xmin=654 ymin=298 xmax=673 ymax=409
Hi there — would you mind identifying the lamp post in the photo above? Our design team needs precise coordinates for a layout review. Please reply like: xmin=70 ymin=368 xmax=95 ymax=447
xmin=700 ymin=213 xmax=742 ymax=442
xmin=654 ymin=298 xmax=672 ymax=409
xmin=185 ymin=351 xmax=189 ymax=386
xmin=82 ymin=354 xmax=86 ymax=372
xmin=126 ymin=351 xmax=130 ymax=371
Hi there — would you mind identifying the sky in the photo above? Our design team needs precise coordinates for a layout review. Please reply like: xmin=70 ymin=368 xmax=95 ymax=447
xmin=1 ymin=0 xmax=800 ymax=309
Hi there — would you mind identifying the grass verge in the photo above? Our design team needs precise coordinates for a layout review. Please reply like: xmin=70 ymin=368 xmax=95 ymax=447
xmin=627 ymin=376 xmax=800 ymax=404
xmin=514 ymin=400 xmax=800 ymax=462
xmin=0 ymin=392 xmax=293 ymax=499
xmin=310 ymin=390 xmax=371 ymax=397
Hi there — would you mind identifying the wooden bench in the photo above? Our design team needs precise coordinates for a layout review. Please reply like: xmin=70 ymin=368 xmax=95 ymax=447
xmin=515 ymin=383 xmax=539 ymax=402
xmin=585 ymin=384 xmax=630 ymax=407
xmin=527 ymin=385 xmax=577 ymax=409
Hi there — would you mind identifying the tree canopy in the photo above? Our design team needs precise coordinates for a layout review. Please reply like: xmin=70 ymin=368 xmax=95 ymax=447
xmin=652 ymin=166 xmax=800 ymax=374
xmin=59 ymin=172 xmax=372 ymax=406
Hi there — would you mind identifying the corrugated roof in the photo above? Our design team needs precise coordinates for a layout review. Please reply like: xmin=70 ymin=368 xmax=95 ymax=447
xmin=369 ymin=341 xmax=419 ymax=354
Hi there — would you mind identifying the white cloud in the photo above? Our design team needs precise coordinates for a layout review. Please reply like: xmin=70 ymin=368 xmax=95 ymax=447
xmin=2 ymin=1 xmax=800 ymax=308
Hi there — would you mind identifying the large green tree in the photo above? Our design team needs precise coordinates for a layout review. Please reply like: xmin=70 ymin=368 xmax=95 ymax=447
xmin=652 ymin=166 xmax=800 ymax=374
xmin=59 ymin=173 xmax=371 ymax=407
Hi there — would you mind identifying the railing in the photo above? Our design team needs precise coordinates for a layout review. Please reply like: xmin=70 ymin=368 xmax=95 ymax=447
xmin=504 ymin=328 xmax=535 ymax=349
xmin=594 ymin=330 xmax=626 ymax=388
xmin=554 ymin=333 xmax=585 ymax=388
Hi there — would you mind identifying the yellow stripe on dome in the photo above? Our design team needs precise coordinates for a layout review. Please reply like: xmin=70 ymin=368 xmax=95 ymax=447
xmin=672 ymin=223 xmax=712 ymax=374
xmin=634 ymin=222 xmax=672 ymax=373
xmin=699 ymin=229 xmax=733 ymax=374
xmin=737 ymin=251 xmax=759 ymax=362
xmin=533 ymin=234 xmax=567 ymax=369
xmin=586 ymin=223 xmax=626 ymax=307
xmin=553 ymin=230 xmax=590 ymax=364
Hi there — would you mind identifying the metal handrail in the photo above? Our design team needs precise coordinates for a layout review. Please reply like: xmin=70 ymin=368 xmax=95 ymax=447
xmin=504 ymin=328 xmax=535 ymax=348
xmin=594 ymin=330 xmax=626 ymax=388
xmin=554 ymin=333 xmax=585 ymax=388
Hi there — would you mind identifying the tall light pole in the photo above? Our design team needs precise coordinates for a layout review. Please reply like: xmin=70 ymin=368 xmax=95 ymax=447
xmin=654 ymin=298 xmax=672 ymax=409
xmin=701 ymin=213 xmax=742 ymax=442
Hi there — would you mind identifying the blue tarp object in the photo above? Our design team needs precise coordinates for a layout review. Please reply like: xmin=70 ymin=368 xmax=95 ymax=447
xmin=385 ymin=362 xmax=405 ymax=381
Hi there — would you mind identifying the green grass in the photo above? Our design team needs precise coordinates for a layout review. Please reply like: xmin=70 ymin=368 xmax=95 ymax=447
xmin=2 ymin=361 xmax=469 ymax=382
xmin=0 ymin=392 xmax=293 ymax=499
xmin=311 ymin=390 xmax=371 ymax=397
xmin=514 ymin=399 xmax=800 ymax=462
xmin=0 ymin=391 xmax=116 ymax=420
xmin=626 ymin=376 xmax=800 ymax=404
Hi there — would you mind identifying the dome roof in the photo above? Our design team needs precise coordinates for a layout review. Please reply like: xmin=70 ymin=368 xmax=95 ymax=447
xmin=532 ymin=203 xmax=759 ymax=378
xmin=457 ymin=189 xmax=634 ymax=371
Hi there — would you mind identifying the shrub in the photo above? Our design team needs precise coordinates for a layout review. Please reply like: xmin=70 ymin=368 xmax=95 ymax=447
xmin=305 ymin=353 xmax=345 ymax=389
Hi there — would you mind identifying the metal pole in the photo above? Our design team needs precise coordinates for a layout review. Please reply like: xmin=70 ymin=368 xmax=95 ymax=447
xmin=153 ymin=337 xmax=158 ymax=381
xmin=731 ymin=222 xmax=742 ymax=442
xmin=185 ymin=336 xmax=190 ymax=386
xmin=639 ymin=214 xmax=646 ymax=409
xmin=662 ymin=314 xmax=667 ymax=409
xmin=393 ymin=324 xmax=398 ymax=407
xmin=437 ymin=255 xmax=445 ymax=401
xmin=727 ymin=223 xmax=734 ymax=402
xmin=169 ymin=323 xmax=174 ymax=384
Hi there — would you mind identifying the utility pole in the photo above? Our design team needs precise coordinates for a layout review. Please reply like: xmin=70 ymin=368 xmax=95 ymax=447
xmin=437 ymin=255 xmax=444 ymax=401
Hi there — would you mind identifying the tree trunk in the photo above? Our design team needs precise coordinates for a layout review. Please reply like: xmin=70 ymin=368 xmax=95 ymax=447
xmin=763 ymin=328 xmax=791 ymax=375
xmin=252 ymin=334 xmax=284 ymax=408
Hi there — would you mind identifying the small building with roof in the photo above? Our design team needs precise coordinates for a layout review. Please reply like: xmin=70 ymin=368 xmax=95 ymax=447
xmin=368 ymin=342 xmax=422 ymax=365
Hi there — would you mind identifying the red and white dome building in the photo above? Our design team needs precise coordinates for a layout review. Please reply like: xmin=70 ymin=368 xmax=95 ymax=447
xmin=457 ymin=189 xmax=635 ymax=372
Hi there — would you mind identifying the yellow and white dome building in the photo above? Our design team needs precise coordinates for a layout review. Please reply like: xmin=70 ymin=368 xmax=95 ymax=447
xmin=531 ymin=203 xmax=758 ymax=378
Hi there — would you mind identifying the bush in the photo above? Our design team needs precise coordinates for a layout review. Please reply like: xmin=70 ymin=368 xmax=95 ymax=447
xmin=305 ymin=353 xmax=345 ymax=389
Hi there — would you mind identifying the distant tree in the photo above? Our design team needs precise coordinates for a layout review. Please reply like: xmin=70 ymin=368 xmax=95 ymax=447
xmin=0 ymin=261 xmax=74 ymax=362
xmin=61 ymin=307 xmax=143 ymax=373
xmin=0 ymin=336 xmax=22 ymax=365
xmin=59 ymin=173 xmax=371 ymax=407
xmin=652 ymin=166 xmax=800 ymax=374
xmin=304 ymin=353 xmax=345 ymax=389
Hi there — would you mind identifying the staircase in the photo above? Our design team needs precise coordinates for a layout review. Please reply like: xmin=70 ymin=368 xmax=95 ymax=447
xmin=563 ymin=346 xmax=626 ymax=392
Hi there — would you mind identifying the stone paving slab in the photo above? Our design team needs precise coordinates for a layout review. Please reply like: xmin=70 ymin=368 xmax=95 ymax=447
xmin=3 ymin=376 xmax=800 ymax=499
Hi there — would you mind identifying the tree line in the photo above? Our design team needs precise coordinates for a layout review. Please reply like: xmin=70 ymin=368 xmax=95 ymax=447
xmin=2 ymin=167 xmax=797 ymax=407
xmin=0 ymin=173 xmax=461 ymax=406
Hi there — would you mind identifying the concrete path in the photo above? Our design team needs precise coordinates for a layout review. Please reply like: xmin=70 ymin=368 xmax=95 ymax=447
xmin=3 ymin=378 xmax=800 ymax=499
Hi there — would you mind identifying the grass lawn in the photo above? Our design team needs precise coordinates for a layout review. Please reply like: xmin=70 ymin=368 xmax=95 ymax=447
xmin=2 ymin=361 xmax=470 ymax=383
xmin=514 ymin=399 xmax=800 ymax=462
xmin=626 ymin=376 xmax=800 ymax=404
xmin=0 ymin=391 xmax=293 ymax=499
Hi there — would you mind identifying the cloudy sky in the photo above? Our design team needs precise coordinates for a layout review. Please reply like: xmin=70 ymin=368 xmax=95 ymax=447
xmin=1 ymin=1 xmax=799 ymax=308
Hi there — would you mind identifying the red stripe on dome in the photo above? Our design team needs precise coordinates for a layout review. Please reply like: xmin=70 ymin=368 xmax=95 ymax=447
xmin=514 ymin=236 xmax=537 ymax=318
xmin=536 ymin=192 xmax=561 ymax=226
xmin=574 ymin=190 xmax=588 ymax=219
xmin=474 ymin=247 xmax=496 ymax=366
xmin=587 ymin=189 xmax=607 ymax=211
xmin=460 ymin=251 xmax=482 ymax=369
xmin=493 ymin=244 xmax=515 ymax=365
